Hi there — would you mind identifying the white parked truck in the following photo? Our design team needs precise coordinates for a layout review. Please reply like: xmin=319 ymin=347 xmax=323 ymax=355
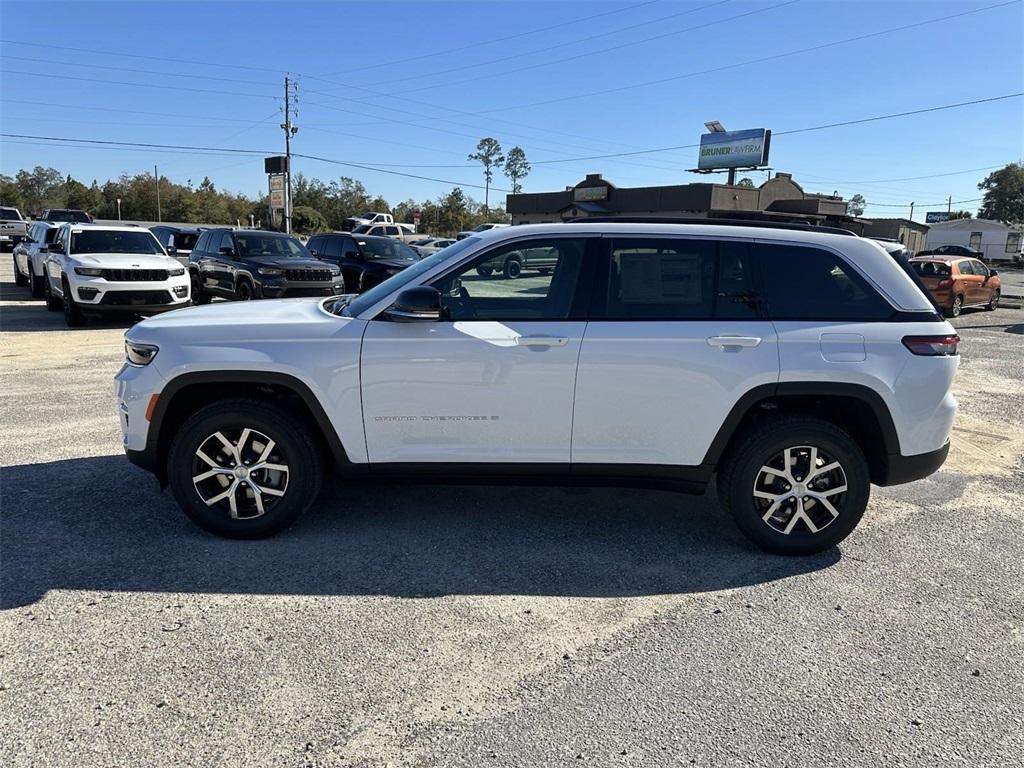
xmin=342 ymin=211 xmax=394 ymax=232
xmin=0 ymin=206 xmax=28 ymax=250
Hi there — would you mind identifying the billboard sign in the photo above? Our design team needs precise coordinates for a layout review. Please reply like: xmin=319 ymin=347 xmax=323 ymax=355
xmin=269 ymin=189 xmax=285 ymax=209
xmin=925 ymin=211 xmax=951 ymax=224
xmin=697 ymin=128 xmax=771 ymax=171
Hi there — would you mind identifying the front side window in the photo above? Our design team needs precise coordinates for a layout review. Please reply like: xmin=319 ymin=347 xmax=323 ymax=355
xmin=233 ymin=233 xmax=310 ymax=259
xmin=957 ymin=260 xmax=974 ymax=276
xmin=972 ymin=260 xmax=989 ymax=278
xmin=322 ymin=236 xmax=343 ymax=259
xmin=758 ymin=244 xmax=893 ymax=321
xmin=431 ymin=238 xmax=587 ymax=321
xmin=69 ymin=230 xmax=164 ymax=255
xmin=357 ymin=237 xmax=417 ymax=260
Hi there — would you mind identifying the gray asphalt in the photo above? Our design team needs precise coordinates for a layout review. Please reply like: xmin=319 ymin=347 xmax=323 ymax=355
xmin=1 ymin=256 xmax=1022 ymax=767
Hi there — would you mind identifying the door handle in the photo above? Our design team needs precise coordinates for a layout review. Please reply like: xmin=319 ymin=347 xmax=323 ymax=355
xmin=706 ymin=335 xmax=762 ymax=349
xmin=516 ymin=335 xmax=569 ymax=347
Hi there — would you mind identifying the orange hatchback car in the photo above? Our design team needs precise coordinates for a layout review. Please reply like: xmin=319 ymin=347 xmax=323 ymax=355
xmin=910 ymin=256 xmax=1001 ymax=317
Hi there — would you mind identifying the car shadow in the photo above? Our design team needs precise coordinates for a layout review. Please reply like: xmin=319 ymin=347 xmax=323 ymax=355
xmin=0 ymin=300 xmax=140 ymax=332
xmin=0 ymin=455 xmax=840 ymax=608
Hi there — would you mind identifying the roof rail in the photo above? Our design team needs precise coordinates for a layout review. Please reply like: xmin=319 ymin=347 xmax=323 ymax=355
xmin=564 ymin=216 xmax=858 ymax=237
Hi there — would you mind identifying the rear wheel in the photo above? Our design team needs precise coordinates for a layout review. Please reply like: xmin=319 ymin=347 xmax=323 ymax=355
xmin=62 ymin=278 xmax=86 ymax=327
xmin=167 ymin=398 xmax=323 ymax=538
xmin=13 ymin=255 xmax=28 ymax=287
xmin=476 ymin=266 xmax=493 ymax=278
xmin=717 ymin=416 xmax=870 ymax=555
xmin=503 ymin=257 xmax=522 ymax=279
xmin=986 ymin=290 xmax=1000 ymax=311
xmin=946 ymin=294 xmax=963 ymax=317
xmin=31 ymin=272 xmax=45 ymax=299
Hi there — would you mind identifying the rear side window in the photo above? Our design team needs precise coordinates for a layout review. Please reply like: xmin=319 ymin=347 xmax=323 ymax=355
xmin=912 ymin=261 xmax=950 ymax=277
xmin=757 ymin=244 xmax=893 ymax=321
xmin=601 ymin=238 xmax=761 ymax=320
xmin=323 ymin=236 xmax=343 ymax=259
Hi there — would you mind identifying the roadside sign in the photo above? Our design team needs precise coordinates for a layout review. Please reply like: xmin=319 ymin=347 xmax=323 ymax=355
xmin=926 ymin=211 xmax=951 ymax=224
xmin=269 ymin=175 xmax=285 ymax=192
xmin=697 ymin=128 xmax=771 ymax=170
xmin=269 ymin=189 xmax=285 ymax=208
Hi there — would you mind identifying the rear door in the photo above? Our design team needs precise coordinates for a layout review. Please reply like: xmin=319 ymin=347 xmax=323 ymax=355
xmin=572 ymin=236 xmax=778 ymax=468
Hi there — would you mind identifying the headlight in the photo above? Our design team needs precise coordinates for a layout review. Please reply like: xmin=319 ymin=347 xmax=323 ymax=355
xmin=125 ymin=341 xmax=159 ymax=367
xmin=330 ymin=266 xmax=341 ymax=276
xmin=169 ymin=267 xmax=185 ymax=276
xmin=74 ymin=267 xmax=104 ymax=277
xmin=258 ymin=267 xmax=284 ymax=277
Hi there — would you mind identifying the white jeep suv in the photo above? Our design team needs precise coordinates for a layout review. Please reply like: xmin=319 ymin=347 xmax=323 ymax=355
xmin=45 ymin=224 xmax=190 ymax=326
xmin=116 ymin=222 xmax=958 ymax=554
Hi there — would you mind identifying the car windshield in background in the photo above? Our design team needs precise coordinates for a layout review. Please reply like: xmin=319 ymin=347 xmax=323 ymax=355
xmin=234 ymin=233 xmax=309 ymax=258
xmin=338 ymin=237 xmax=481 ymax=318
xmin=173 ymin=233 xmax=200 ymax=251
xmin=353 ymin=225 xmax=371 ymax=234
xmin=49 ymin=210 xmax=92 ymax=223
xmin=70 ymin=230 xmax=164 ymax=255
xmin=0 ymin=207 xmax=20 ymax=219
xmin=912 ymin=261 xmax=952 ymax=277
xmin=357 ymin=237 xmax=418 ymax=260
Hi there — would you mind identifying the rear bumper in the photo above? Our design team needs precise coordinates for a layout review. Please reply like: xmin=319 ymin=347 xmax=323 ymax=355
xmin=877 ymin=441 xmax=949 ymax=486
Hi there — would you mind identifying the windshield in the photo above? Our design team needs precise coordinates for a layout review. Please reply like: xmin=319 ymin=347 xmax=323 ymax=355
xmin=0 ymin=207 xmax=21 ymax=220
xmin=353 ymin=225 xmax=371 ymax=234
xmin=357 ymin=237 xmax=418 ymax=260
xmin=234 ymin=233 xmax=309 ymax=259
xmin=340 ymin=237 xmax=481 ymax=317
xmin=48 ymin=210 xmax=91 ymax=223
xmin=70 ymin=230 xmax=164 ymax=255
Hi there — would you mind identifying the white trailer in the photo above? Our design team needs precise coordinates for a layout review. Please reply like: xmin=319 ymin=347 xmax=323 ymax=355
xmin=925 ymin=218 xmax=1022 ymax=263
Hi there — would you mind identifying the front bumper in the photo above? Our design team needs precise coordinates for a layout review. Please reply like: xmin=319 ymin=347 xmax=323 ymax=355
xmin=258 ymin=279 xmax=346 ymax=299
xmin=70 ymin=274 xmax=191 ymax=313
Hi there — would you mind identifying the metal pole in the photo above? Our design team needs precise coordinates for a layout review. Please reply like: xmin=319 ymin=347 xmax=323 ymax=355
xmin=283 ymin=76 xmax=293 ymax=234
xmin=727 ymin=168 xmax=737 ymax=185
xmin=947 ymin=195 xmax=952 ymax=213
xmin=909 ymin=202 xmax=915 ymax=222
xmin=154 ymin=165 xmax=162 ymax=223
xmin=116 ymin=198 xmax=122 ymax=221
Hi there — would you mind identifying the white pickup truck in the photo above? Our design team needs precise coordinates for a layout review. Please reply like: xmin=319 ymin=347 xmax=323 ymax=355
xmin=342 ymin=211 xmax=394 ymax=232
xmin=0 ymin=206 xmax=28 ymax=250
xmin=352 ymin=222 xmax=419 ymax=243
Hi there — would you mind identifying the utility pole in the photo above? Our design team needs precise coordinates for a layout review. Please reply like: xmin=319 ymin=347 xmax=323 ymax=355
xmin=281 ymin=76 xmax=298 ymax=234
xmin=154 ymin=165 xmax=162 ymax=223
xmin=909 ymin=202 xmax=915 ymax=222
xmin=947 ymin=195 xmax=952 ymax=213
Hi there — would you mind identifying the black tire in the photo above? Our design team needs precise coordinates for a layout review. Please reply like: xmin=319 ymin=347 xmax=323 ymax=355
xmin=537 ymin=268 xmax=552 ymax=276
xmin=986 ymin=290 xmax=999 ymax=311
xmin=13 ymin=256 xmax=28 ymax=287
xmin=191 ymin=271 xmax=211 ymax=305
xmin=503 ymin=257 xmax=522 ymax=279
xmin=62 ymin=278 xmax=86 ymax=327
xmin=236 ymin=280 xmax=253 ymax=301
xmin=31 ymin=272 xmax=45 ymax=299
xmin=717 ymin=416 xmax=870 ymax=555
xmin=946 ymin=294 xmax=963 ymax=318
xmin=167 ymin=398 xmax=324 ymax=539
xmin=476 ymin=266 xmax=494 ymax=278
xmin=44 ymin=273 xmax=62 ymax=311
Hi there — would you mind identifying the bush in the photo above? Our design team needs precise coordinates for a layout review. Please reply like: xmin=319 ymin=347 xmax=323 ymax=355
xmin=291 ymin=206 xmax=328 ymax=235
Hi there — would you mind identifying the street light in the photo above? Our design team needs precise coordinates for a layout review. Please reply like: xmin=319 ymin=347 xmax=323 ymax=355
xmin=704 ymin=120 xmax=727 ymax=133
xmin=116 ymin=198 xmax=122 ymax=221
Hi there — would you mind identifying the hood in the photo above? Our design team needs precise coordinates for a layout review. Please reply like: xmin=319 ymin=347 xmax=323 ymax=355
xmin=72 ymin=253 xmax=180 ymax=269
xmin=129 ymin=297 xmax=350 ymax=336
xmin=370 ymin=257 xmax=415 ymax=269
xmin=246 ymin=256 xmax=335 ymax=270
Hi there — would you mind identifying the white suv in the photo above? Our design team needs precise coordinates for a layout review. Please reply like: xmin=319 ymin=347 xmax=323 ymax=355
xmin=44 ymin=224 xmax=191 ymax=326
xmin=116 ymin=222 xmax=957 ymax=554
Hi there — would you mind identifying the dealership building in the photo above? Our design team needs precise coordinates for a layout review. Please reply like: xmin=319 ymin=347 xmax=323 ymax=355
xmin=506 ymin=173 xmax=866 ymax=232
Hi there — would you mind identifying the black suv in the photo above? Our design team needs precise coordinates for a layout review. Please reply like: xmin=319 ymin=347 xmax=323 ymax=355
xmin=306 ymin=232 xmax=419 ymax=293
xmin=188 ymin=229 xmax=344 ymax=302
xmin=40 ymin=209 xmax=93 ymax=223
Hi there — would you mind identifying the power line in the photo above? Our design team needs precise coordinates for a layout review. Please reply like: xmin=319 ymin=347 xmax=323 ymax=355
xmin=799 ymin=165 xmax=1005 ymax=185
xmin=465 ymin=0 xmax=1021 ymax=114
xmin=342 ymin=0 xmax=736 ymax=91
xmin=526 ymin=93 xmax=1024 ymax=164
xmin=0 ymin=98 xmax=278 ymax=124
xmin=318 ymin=0 xmax=661 ymax=77
xmin=865 ymin=197 xmax=983 ymax=208
xmin=0 ymin=55 xmax=278 ymax=88
xmin=383 ymin=1 xmax=800 ymax=96
xmin=2 ymin=69 xmax=280 ymax=100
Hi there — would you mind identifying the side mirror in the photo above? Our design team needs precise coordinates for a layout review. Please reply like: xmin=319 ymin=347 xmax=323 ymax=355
xmin=384 ymin=286 xmax=442 ymax=322
xmin=167 ymin=245 xmax=177 ymax=255
xmin=218 ymin=245 xmax=234 ymax=257
xmin=309 ymin=248 xmax=318 ymax=256
xmin=990 ymin=269 xmax=998 ymax=277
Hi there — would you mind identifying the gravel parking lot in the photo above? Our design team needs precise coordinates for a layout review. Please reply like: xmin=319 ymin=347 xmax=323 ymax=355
xmin=1 ymin=258 xmax=1022 ymax=767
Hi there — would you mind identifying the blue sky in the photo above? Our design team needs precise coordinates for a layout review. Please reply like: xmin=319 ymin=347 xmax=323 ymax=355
xmin=1 ymin=0 xmax=1022 ymax=219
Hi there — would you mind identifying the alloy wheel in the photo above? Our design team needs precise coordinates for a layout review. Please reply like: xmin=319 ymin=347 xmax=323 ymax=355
xmin=752 ymin=445 xmax=848 ymax=535
xmin=191 ymin=428 xmax=289 ymax=519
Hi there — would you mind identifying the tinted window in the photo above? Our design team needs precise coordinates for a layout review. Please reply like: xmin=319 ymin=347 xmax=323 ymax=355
xmin=911 ymin=261 xmax=951 ymax=277
xmin=322 ymin=236 xmax=343 ymax=259
xmin=47 ymin=210 xmax=91 ymax=223
xmin=758 ymin=244 xmax=893 ymax=321
xmin=605 ymin=238 xmax=715 ymax=319
xmin=431 ymin=238 xmax=587 ymax=321
xmin=971 ymin=260 xmax=989 ymax=277
xmin=44 ymin=226 xmax=58 ymax=244
xmin=193 ymin=231 xmax=211 ymax=255
xmin=957 ymin=260 xmax=974 ymax=275
xmin=69 ymin=230 xmax=163 ymax=255
xmin=385 ymin=226 xmax=399 ymax=236
xmin=234 ymin=232 xmax=309 ymax=258
xmin=341 ymin=238 xmax=360 ymax=257
xmin=173 ymin=232 xmax=199 ymax=251
xmin=1 ymin=207 xmax=21 ymax=220
xmin=151 ymin=227 xmax=171 ymax=246
xmin=306 ymin=235 xmax=324 ymax=254
xmin=358 ymin=237 xmax=417 ymax=260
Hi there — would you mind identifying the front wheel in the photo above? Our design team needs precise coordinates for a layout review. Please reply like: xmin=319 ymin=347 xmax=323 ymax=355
xmin=986 ymin=290 xmax=1000 ymax=311
xmin=191 ymin=272 xmax=211 ymax=304
xmin=503 ymin=258 xmax=522 ymax=279
xmin=717 ymin=416 xmax=870 ymax=555
xmin=13 ymin=256 xmax=28 ymax=287
xmin=44 ymin=273 xmax=62 ymax=312
xmin=167 ymin=398 xmax=324 ymax=538
xmin=62 ymin=278 xmax=86 ymax=327
xmin=236 ymin=280 xmax=254 ymax=301
xmin=476 ymin=266 xmax=493 ymax=278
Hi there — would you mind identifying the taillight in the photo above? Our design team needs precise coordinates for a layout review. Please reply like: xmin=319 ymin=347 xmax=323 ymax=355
xmin=902 ymin=334 xmax=959 ymax=356
xmin=936 ymin=278 xmax=953 ymax=289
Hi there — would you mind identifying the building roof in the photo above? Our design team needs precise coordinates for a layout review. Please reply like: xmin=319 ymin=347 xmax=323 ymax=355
xmin=927 ymin=218 xmax=1014 ymax=231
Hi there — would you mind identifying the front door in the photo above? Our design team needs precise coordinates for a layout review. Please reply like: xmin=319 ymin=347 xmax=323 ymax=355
xmin=572 ymin=237 xmax=779 ymax=467
xmin=360 ymin=236 xmax=594 ymax=464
